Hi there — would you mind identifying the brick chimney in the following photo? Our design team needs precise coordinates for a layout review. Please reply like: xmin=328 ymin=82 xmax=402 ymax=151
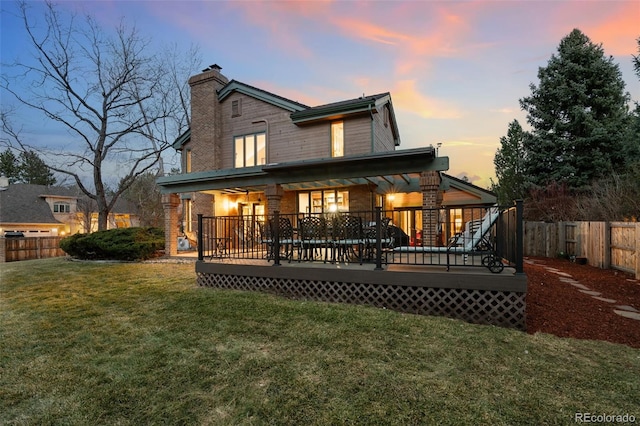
xmin=188 ymin=64 xmax=228 ymax=171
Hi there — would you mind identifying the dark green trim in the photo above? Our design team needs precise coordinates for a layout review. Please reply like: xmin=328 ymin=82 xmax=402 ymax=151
xmin=218 ymin=80 xmax=308 ymax=112
xmin=172 ymin=129 xmax=191 ymax=150
xmin=157 ymin=149 xmax=449 ymax=194
xmin=291 ymin=93 xmax=390 ymax=124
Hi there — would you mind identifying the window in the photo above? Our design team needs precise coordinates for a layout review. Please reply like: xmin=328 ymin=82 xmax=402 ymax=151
xmin=53 ymin=202 xmax=70 ymax=213
xmin=331 ymin=121 xmax=344 ymax=157
xmin=235 ymin=132 xmax=266 ymax=168
xmin=232 ymin=99 xmax=242 ymax=117
xmin=298 ymin=190 xmax=349 ymax=214
xmin=184 ymin=149 xmax=192 ymax=173
xmin=184 ymin=199 xmax=192 ymax=232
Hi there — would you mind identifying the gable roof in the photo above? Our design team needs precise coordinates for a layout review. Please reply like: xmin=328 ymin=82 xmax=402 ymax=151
xmin=291 ymin=92 xmax=400 ymax=146
xmin=173 ymin=83 xmax=402 ymax=149
xmin=0 ymin=184 xmax=76 ymax=225
xmin=440 ymin=173 xmax=496 ymax=205
xmin=218 ymin=80 xmax=309 ymax=112
xmin=291 ymin=92 xmax=388 ymax=123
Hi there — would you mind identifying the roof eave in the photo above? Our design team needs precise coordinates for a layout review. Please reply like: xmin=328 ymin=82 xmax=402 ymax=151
xmin=172 ymin=129 xmax=191 ymax=150
xmin=218 ymin=80 xmax=308 ymax=112
xmin=291 ymin=99 xmax=377 ymax=124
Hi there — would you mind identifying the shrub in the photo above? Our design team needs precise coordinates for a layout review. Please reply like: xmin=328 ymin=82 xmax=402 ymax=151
xmin=60 ymin=227 xmax=164 ymax=261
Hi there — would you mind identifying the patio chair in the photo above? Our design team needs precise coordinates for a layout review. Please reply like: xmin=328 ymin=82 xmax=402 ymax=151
xmin=363 ymin=217 xmax=392 ymax=262
xmin=331 ymin=214 xmax=364 ymax=264
xmin=393 ymin=206 xmax=504 ymax=273
xmin=263 ymin=216 xmax=296 ymax=262
xmin=298 ymin=216 xmax=329 ymax=262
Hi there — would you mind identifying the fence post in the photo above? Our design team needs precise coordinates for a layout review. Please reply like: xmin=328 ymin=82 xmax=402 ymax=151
xmin=636 ymin=223 xmax=640 ymax=280
xmin=197 ymin=214 xmax=203 ymax=261
xmin=515 ymin=199 xmax=524 ymax=274
xmin=603 ymin=221 xmax=611 ymax=270
xmin=0 ymin=238 xmax=5 ymax=263
xmin=273 ymin=210 xmax=281 ymax=266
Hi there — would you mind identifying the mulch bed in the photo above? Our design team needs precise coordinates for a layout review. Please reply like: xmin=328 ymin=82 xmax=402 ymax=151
xmin=525 ymin=256 xmax=640 ymax=348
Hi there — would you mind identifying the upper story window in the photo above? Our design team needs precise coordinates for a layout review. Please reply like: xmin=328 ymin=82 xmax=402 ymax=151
xmin=235 ymin=132 xmax=266 ymax=168
xmin=232 ymin=99 xmax=242 ymax=117
xmin=53 ymin=202 xmax=70 ymax=213
xmin=331 ymin=121 xmax=344 ymax=157
xmin=184 ymin=149 xmax=192 ymax=173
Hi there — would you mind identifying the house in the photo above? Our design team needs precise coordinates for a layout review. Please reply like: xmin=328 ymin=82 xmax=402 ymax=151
xmin=154 ymin=65 xmax=526 ymax=330
xmin=0 ymin=181 xmax=140 ymax=236
xmin=157 ymin=65 xmax=496 ymax=255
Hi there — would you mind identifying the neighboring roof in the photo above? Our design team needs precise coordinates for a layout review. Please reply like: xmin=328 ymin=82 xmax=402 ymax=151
xmin=218 ymin=79 xmax=309 ymax=112
xmin=440 ymin=173 xmax=497 ymax=205
xmin=0 ymin=183 xmax=137 ymax=225
xmin=110 ymin=196 xmax=138 ymax=214
xmin=0 ymin=183 xmax=76 ymax=225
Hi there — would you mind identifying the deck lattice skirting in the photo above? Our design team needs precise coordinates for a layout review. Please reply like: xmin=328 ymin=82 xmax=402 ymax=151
xmin=196 ymin=262 xmax=527 ymax=329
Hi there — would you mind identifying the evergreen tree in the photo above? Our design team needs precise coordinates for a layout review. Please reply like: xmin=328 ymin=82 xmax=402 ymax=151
xmin=493 ymin=120 xmax=527 ymax=204
xmin=18 ymin=150 xmax=56 ymax=185
xmin=0 ymin=149 xmax=21 ymax=183
xmin=625 ymin=37 xmax=640 ymax=165
xmin=519 ymin=29 xmax=631 ymax=189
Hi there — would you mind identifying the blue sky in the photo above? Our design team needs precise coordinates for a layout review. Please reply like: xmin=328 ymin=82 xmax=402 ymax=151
xmin=1 ymin=0 xmax=639 ymax=188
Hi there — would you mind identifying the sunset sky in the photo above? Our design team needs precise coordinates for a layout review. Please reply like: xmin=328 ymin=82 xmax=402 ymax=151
xmin=1 ymin=0 xmax=639 ymax=188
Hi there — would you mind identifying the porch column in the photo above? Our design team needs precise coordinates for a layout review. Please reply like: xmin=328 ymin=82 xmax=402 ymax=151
xmin=420 ymin=171 xmax=442 ymax=246
xmin=162 ymin=193 xmax=181 ymax=257
xmin=265 ymin=184 xmax=284 ymax=216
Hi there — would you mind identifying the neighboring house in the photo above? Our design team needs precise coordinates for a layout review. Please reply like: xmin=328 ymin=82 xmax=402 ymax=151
xmin=0 ymin=181 xmax=140 ymax=236
xmin=157 ymin=65 xmax=496 ymax=255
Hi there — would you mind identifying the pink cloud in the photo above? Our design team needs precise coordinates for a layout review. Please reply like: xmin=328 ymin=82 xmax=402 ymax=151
xmin=331 ymin=17 xmax=412 ymax=46
xmin=584 ymin=2 xmax=640 ymax=56
xmin=543 ymin=1 xmax=639 ymax=56
xmin=392 ymin=80 xmax=463 ymax=119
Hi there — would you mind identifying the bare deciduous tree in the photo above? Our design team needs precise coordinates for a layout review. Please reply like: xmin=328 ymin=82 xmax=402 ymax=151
xmin=1 ymin=1 xmax=199 ymax=230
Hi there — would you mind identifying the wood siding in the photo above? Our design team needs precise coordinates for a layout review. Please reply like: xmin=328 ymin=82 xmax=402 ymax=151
xmin=190 ymin=92 xmax=397 ymax=173
xmin=372 ymin=108 xmax=397 ymax=152
xmin=344 ymin=115 xmax=373 ymax=156
xmin=443 ymin=188 xmax=482 ymax=205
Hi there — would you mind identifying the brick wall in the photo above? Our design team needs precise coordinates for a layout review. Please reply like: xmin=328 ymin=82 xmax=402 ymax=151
xmin=188 ymin=67 xmax=228 ymax=172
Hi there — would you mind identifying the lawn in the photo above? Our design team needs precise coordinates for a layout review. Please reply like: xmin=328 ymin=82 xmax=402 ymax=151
xmin=1 ymin=258 xmax=639 ymax=425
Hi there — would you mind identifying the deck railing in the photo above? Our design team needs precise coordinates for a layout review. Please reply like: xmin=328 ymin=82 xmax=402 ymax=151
xmin=197 ymin=201 xmax=524 ymax=273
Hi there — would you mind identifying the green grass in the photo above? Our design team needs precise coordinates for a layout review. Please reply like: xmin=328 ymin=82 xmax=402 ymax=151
xmin=1 ymin=258 xmax=639 ymax=425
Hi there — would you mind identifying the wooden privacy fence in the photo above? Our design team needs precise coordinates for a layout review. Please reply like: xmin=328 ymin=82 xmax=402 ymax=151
xmin=524 ymin=221 xmax=640 ymax=279
xmin=0 ymin=237 xmax=66 ymax=262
